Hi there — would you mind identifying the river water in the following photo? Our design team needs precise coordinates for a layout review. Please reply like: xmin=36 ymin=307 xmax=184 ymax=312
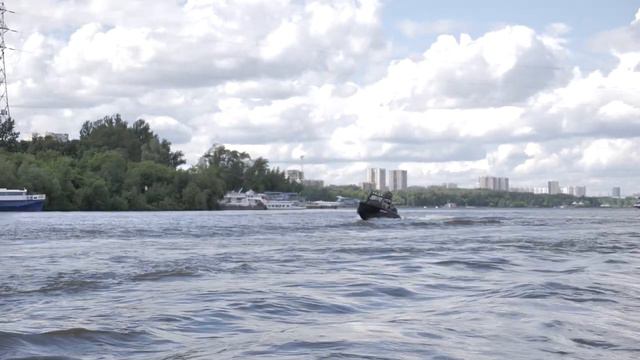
xmin=1 ymin=208 xmax=639 ymax=359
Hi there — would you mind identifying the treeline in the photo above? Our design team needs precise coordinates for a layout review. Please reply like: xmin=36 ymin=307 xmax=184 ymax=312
xmin=0 ymin=114 xmax=300 ymax=210
xmin=393 ymin=187 xmax=602 ymax=208
xmin=300 ymin=184 xmax=366 ymax=202
xmin=305 ymin=185 xmax=607 ymax=208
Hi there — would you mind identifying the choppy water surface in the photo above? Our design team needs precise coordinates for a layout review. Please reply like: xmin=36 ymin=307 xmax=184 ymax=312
xmin=1 ymin=208 xmax=640 ymax=359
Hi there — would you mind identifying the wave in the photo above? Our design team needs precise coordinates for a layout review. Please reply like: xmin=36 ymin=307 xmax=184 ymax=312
xmin=346 ymin=285 xmax=418 ymax=298
xmin=5 ymin=357 xmax=81 ymax=360
xmin=494 ymin=282 xmax=619 ymax=303
xmin=1 ymin=272 xmax=114 ymax=297
xmin=357 ymin=216 xmax=505 ymax=229
xmin=131 ymin=268 xmax=200 ymax=281
xmin=443 ymin=217 xmax=504 ymax=226
xmin=571 ymin=338 xmax=617 ymax=349
xmin=432 ymin=258 xmax=511 ymax=271
xmin=230 ymin=294 xmax=359 ymax=317
xmin=0 ymin=328 xmax=153 ymax=360
xmin=0 ymin=328 xmax=145 ymax=343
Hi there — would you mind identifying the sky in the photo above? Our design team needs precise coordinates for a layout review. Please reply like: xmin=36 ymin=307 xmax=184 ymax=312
xmin=4 ymin=0 xmax=640 ymax=195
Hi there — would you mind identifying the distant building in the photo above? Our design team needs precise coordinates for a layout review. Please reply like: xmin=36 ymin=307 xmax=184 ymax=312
xmin=511 ymin=187 xmax=534 ymax=193
xmin=366 ymin=168 xmax=386 ymax=191
xmin=361 ymin=182 xmax=375 ymax=191
xmin=286 ymin=170 xmax=304 ymax=183
xmin=389 ymin=170 xmax=408 ymax=191
xmin=32 ymin=132 xmax=69 ymax=142
xmin=478 ymin=176 xmax=509 ymax=191
xmin=442 ymin=183 xmax=458 ymax=189
xmin=575 ymin=186 xmax=586 ymax=197
xmin=548 ymin=181 xmax=560 ymax=195
xmin=561 ymin=186 xmax=575 ymax=196
xmin=612 ymin=187 xmax=621 ymax=198
xmin=302 ymin=179 xmax=324 ymax=188
xmin=534 ymin=187 xmax=549 ymax=194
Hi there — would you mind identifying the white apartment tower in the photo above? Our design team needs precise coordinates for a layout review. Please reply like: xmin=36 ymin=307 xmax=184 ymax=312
xmin=478 ymin=176 xmax=509 ymax=191
xmin=286 ymin=169 xmax=304 ymax=183
xmin=389 ymin=170 xmax=408 ymax=191
xmin=366 ymin=168 xmax=386 ymax=191
xmin=548 ymin=181 xmax=560 ymax=195
xmin=612 ymin=187 xmax=621 ymax=198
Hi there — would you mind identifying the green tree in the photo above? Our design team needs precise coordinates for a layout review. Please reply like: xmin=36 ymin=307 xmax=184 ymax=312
xmin=0 ymin=117 xmax=19 ymax=151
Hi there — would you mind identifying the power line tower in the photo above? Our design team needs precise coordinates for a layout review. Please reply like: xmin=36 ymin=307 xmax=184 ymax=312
xmin=0 ymin=1 xmax=13 ymax=123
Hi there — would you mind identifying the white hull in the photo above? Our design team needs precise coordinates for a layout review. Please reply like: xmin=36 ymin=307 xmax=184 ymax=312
xmin=266 ymin=201 xmax=306 ymax=210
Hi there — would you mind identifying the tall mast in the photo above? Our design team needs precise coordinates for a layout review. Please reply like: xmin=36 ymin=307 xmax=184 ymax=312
xmin=0 ymin=1 xmax=12 ymax=123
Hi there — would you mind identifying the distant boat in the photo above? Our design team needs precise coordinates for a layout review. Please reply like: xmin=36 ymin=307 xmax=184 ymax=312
xmin=336 ymin=196 xmax=359 ymax=208
xmin=306 ymin=196 xmax=359 ymax=209
xmin=266 ymin=200 xmax=306 ymax=210
xmin=220 ymin=190 xmax=267 ymax=210
xmin=357 ymin=191 xmax=400 ymax=220
xmin=0 ymin=188 xmax=46 ymax=212
xmin=263 ymin=192 xmax=306 ymax=210
xmin=306 ymin=201 xmax=339 ymax=209
xmin=634 ymin=198 xmax=640 ymax=209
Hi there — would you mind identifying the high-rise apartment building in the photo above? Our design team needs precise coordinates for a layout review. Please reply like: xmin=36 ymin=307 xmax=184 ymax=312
xmin=612 ymin=187 xmax=621 ymax=198
xmin=286 ymin=169 xmax=304 ymax=183
xmin=478 ymin=176 xmax=509 ymax=191
xmin=366 ymin=168 xmax=386 ymax=191
xmin=575 ymin=186 xmax=586 ymax=197
xmin=548 ymin=181 xmax=560 ymax=195
xmin=389 ymin=170 xmax=408 ymax=191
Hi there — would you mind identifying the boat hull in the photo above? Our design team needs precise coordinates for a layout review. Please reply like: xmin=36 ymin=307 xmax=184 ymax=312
xmin=0 ymin=200 xmax=45 ymax=212
xmin=357 ymin=201 xmax=400 ymax=220
xmin=220 ymin=204 xmax=267 ymax=210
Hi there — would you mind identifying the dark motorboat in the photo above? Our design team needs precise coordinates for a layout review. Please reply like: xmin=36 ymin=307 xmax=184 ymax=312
xmin=357 ymin=191 xmax=400 ymax=220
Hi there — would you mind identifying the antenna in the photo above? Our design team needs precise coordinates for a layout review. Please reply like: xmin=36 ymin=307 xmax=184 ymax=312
xmin=0 ymin=1 xmax=12 ymax=122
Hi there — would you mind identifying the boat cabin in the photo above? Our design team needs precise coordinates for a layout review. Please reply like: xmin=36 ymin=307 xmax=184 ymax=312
xmin=365 ymin=191 xmax=394 ymax=209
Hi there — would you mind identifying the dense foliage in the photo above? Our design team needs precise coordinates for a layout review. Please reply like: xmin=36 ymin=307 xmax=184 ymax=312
xmin=0 ymin=115 xmax=300 ymax=210
xmin=301 ymin=184 xmax=366 ymax=202
xmin=0 ymin=114 xmax=626 ymax=210
xmin=0 ymin=117 xmax=20 ymax=150
xmin=306 ymin=185 xmax=611 ymax=208
xmin=393 ymin=187 xmax=604 ymax=208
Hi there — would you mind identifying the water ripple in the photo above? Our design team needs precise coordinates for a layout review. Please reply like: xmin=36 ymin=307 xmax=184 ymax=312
xmin=1 ymin=209 xmax=639 ymax=359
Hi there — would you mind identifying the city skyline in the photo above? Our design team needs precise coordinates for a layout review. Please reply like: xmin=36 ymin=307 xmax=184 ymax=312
xmin=4 ymin=1 xmax=640 ymax=193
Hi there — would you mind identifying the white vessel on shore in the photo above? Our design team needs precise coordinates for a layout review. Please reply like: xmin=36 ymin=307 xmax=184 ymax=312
xmin=263 ymin=192 xmax=306 ymax=210
xmin=266 ymin=201 xmax=306 ymax=210
xmin=220 ymin=190 xmax=267 ymax=210
xmin=0 ymin=188 xmax=46 ymax=212
xmin=220 ymin=190 xmax=306 ymax=210
xmin=336 ymin=196 xmax=359 ymax=208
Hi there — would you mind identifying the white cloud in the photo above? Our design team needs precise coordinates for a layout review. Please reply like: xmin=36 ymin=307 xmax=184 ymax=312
xmin=141 ymin=115 xmax=194 ymax=145
xmin=6 ymin=2 xmax=640 ymax=193
xmin=590 ymin=7 xmax=640 ymax=53
xmin=398 ymin=19 xmax=465 ymax=38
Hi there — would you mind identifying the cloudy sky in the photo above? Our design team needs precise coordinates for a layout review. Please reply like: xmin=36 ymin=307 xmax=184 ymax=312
xmin=6 ymin=0 xmax=640 ymax=195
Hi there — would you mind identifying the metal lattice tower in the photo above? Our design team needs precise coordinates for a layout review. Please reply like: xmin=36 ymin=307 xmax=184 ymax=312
xmin=0 ymin=1 xmax=12 ymax=123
